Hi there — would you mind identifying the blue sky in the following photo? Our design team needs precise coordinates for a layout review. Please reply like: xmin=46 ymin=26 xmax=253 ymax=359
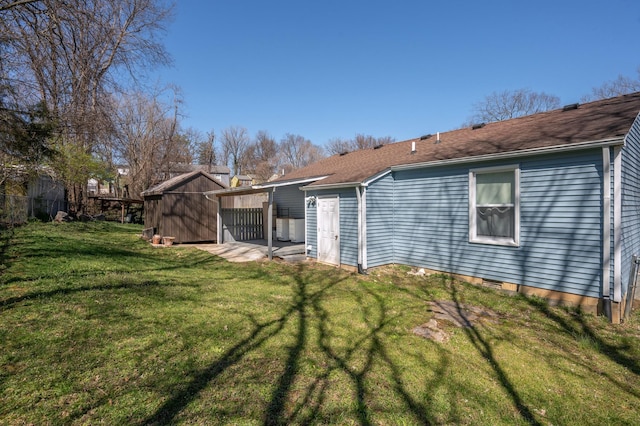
xmin=153 ymin=0 xmax=640 ymax=147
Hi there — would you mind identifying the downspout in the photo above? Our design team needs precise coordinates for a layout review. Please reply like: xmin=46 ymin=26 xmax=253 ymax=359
xmin=304 ymin=190 xmax=308 ymax=256
xmin=602 ymin=147 xmax=611 ymax=319
xmin=362 ymin=186 xmax=367 ymax=271
xmin=355 ymin=185 xmax=368 ymax=274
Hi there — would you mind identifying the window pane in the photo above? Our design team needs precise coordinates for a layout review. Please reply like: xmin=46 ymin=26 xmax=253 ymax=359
xmin=476 ymin=171 xmax=514 ymax=205
xmin=477 ymin=206 xmax=514 ymax=238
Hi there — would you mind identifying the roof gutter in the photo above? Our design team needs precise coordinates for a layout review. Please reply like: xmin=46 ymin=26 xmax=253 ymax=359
xmin=391 ymin=137 xmax=626 ymax=173
xmin=257 ymin=175 xmax=328 ymax=189
xmin=300 ymin=181 xmax=362 ymax=191
xmin=204 ymin=186 xmax=273 ymax=197
xmin=205 ymin=176 xmax=327 ymax=197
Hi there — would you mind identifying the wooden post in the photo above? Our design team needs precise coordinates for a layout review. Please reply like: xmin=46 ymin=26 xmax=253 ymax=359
xmin=217 ymin=196 xmax=223 ymax=244
xmin=267 ymin=189 xmax=273 ymax=260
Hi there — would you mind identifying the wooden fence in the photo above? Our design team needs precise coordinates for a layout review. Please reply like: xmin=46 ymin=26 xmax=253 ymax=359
xmin=0 ymin=193 xmax=68 ymax=225
xmin=221 ymin=208 xmax=264 ymax=241
xmin=0 ymin=194 xmax=28 ymax=225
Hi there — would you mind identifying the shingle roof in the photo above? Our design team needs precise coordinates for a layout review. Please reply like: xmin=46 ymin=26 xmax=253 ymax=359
xmin=277 ymin=92 xmax=640 ymax=187
xmin=141 ymin=170 xmax=227 ymax=197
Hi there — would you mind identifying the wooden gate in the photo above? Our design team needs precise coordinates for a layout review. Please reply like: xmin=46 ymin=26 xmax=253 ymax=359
xmin=221 ymin=208 xmax=264 ymax=241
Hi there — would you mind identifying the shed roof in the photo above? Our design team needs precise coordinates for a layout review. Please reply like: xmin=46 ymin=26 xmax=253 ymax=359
xmin=277 ymin=92 xmax=640 ymax=188
xmin=141 ymin=170 xmax=227 ymax=197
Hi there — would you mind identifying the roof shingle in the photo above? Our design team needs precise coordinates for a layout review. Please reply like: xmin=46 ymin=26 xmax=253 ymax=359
xmin=277 ymin=92 xmax=640 ymax=187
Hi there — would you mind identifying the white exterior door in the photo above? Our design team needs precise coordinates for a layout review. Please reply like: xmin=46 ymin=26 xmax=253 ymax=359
xmin=317 ymin=196 xmax=340 ymax=266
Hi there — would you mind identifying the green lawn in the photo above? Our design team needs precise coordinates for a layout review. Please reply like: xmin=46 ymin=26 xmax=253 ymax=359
xmin=1 ymin=221 xmax=639 ymax=425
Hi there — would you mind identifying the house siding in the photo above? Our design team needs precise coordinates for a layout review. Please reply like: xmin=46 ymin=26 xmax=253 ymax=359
xmin=390 ymin=150 xmax=604 ymax=298
xmin=274 ymin=185 xmax=305 ymax=218
xmin=304 ymin=148 xmax=615 ymax=299
xmin=519 ymin=152 xmax=603 ymax=297
xmin=621 ymin=116 xmax=640 ymax=298
xmin=339 ymin=190 xmax=359 ymax=266
xmin=366 ymin=173 xmax=395 ymax=267
xmin=392 ymin=164 xmax=472 ymax=275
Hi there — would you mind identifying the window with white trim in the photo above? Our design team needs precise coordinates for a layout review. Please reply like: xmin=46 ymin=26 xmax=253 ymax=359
xmin=469 ymin=165 xmax=520 ymax=246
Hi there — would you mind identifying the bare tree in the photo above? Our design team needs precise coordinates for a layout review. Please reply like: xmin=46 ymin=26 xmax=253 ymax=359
xmin=0 ymin=99 xmax=57 ymax=192
xmin=111 ymin=88 xmax=184 ymax=197
xmin=221 ymin=126 xmax=250 ymax=176
xmin=279 ymin=133 xmax=324 ymax=171
xmin=326 ymin=134 xmax=395 ymax=155
xmin=582 ymin=67 xmax=640 ymax=102
xmin=466 ymin=88 xmax=561 ymax=124
xmin=195 ymin=129 xmax=218 ymax=171
xmin=326 ymin=138 xmax=351 ymax=156
xmin=242 ymin=130 xmax=278 ymax=182
xmin=0 ymin=0 xmax=173 ymax=211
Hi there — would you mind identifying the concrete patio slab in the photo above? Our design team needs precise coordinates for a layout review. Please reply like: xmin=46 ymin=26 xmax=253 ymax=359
xmin=188 ymin=240 xmax=306 ymax=263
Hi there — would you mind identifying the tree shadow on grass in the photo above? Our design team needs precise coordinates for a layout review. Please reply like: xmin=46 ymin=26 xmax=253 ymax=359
xmin=138 ymin=260 xmax=602 ymax=426
xmin=0 ymin=253 xmax=214 ymax=312
xmin=141 ymin=264 xmax=348 ymax=426
xmin=524 ymin=296 xmax=640 ymax=397
xmin=0 ymin=279 xmax=175 ymax=312
xmin=141 ymin=312 xmax=289 ymax=425
xmin=140 ymin=262 xmax=440 ymax=425
xmin=0 ymin=244 xmax=223 ymax=286
xmin=270 ymin=269 xmax=450 ymax=425
xmin=392 ymin=273 xmax=542 ymax=425
xmin=445 ymin=280 xmax=542 ymax=426
xmin=262 ymin=265 xmax=312 ymax=425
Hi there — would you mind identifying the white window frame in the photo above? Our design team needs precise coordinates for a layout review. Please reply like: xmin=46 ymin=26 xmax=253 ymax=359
xmin=469 ymin=165 xmax=520 ymax=247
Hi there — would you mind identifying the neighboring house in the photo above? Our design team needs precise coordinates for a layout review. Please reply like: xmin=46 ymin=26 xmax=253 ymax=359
xmin=88 ymin=165 xmax=129 ymax=197
xmin=142 ymin=170 xmax=227 ymax=243
xmin=27 ymin=173 xmax=65 ymax=219
xmin=1 ymin=167 xmax=66 ymax=221
xmin=230 ymin=174 xmax=255 ymax=187
xmin=214 ymin=92 xmax=640 ymax=323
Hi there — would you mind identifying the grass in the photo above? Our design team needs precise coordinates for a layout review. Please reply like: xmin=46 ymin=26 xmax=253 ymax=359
xmin=1 ymin=221 xmax=639 ymax=425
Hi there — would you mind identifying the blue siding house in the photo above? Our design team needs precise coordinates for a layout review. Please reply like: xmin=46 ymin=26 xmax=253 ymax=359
xmin=274 ymin=92 xmax=640 ymax=323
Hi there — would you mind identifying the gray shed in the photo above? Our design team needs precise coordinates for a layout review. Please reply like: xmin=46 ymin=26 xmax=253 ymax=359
xmin=142 ymin=170 xmax=227 ymax=243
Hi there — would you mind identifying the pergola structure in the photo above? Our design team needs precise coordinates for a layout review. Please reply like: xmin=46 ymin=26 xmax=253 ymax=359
xmin=204 ymin=177 xmax=321 ymax=260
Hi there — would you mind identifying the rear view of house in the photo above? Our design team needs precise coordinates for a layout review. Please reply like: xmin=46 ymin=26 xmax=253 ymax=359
xmin=273 ymin=92 xmax=640 ymax=323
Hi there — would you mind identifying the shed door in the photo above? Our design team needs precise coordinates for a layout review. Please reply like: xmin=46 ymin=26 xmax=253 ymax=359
xmin=317 ymin=196 xmax=340 ymax=266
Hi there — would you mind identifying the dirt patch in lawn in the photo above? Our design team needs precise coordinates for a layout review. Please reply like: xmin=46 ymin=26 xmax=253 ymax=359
xmin=412 ymin=300 xmax=501 ymax=343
